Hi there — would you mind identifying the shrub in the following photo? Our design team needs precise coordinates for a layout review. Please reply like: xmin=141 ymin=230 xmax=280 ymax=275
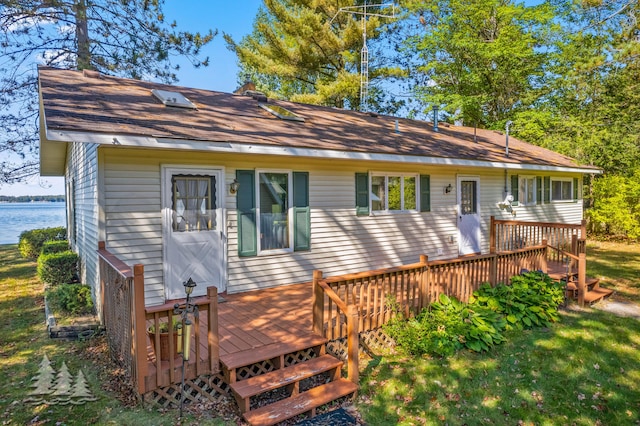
xmin=385 ymin=293 xmax=506 ymax=357
xmin=471 ymin=271 xmax=564 ymax=330
xmin=46 ymin=283 xmax=93 ymax=315
xmin=18 ymin=227 xmax=67 ymax=259
xmin=37 ymin=250 xmax=78 ymax=286
xmin=41 ymin=240 xmax=70 ymax=255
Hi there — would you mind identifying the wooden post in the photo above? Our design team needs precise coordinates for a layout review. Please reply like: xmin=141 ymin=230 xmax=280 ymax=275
xmin=580 ymin=219 xmax=587 ymax=240
xmin=346 ymin=304 xmax=359 ymax=384
xmin=207 ymin=286 xmax=220 ymax=373
xmin=132 ymin=264 xmax=147 ymax=395
xmin=419 ymin=254 xmax=428 ymax=310
xmin=578 ymin=252 xmax=586 ymax=307
xmin=540 ymin=240 xmax=548 ymax=273
xmin=490 ymin=216 xmax=496 ymax=254
xmin=312 ymin=270 xmax=324 ymax=337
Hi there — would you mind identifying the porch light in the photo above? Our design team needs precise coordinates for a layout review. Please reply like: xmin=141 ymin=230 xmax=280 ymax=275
xmin=230 ymin=178 xmax=240 ymax=194
xmin=183 ymin=277 xmax=196 ymax=295
xmin=445 ymin=184 xmax=452 ymax=194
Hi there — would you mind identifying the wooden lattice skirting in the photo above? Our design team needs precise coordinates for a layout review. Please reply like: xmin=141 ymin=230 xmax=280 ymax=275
xmin=326 ymin=327 xmax=397 ymax=362
xmin=143 ymin=372 xmax=229 ymax=408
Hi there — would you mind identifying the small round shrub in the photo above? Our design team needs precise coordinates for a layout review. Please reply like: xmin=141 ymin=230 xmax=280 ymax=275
xmin=19 ymin=227 xmax=67 ymax=259
xmin=41 ymin=240 xmax=70 ymax=255
xmin=46 ymin=283 xmax=94 ymax=315
xmin=37 ymin=250 xmax=78 ymax=286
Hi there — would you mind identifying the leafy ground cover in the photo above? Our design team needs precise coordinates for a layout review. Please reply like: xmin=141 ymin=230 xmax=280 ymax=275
xmin=0 ymin=244 xmax=233 ymax=426
xmin=357 ymin=241 xmax=640 ymax=425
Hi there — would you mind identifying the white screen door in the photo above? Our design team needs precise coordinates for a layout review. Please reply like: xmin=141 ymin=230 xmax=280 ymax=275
xmin=457 ymin=176 xmax=481 ymax=256
xmin=162 ymin=167 xmax=225 ymax=300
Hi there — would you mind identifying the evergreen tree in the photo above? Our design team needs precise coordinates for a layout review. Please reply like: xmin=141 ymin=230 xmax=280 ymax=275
xmin=225 ymin=0 xmax=398 ymax=112
xmin=0 ymin=0 xmax=215 ymax=184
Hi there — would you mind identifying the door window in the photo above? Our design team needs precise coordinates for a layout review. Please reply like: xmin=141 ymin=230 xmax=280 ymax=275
xmin=460 ymin=180 xmax=477 ymax=215
xmin=171 ymin=175 xmax=216 ymax=232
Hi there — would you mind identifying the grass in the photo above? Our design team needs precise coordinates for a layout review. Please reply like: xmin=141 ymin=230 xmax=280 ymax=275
xmin=357 ymin=241 xmax=640 ymax=425
xmin=0 ymin=244 xmax=232 ymax=426
xmin=2 ymin=240 xmax=639 ymax=425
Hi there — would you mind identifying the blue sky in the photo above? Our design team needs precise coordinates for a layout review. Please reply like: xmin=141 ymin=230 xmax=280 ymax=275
xmin=1 ymin=1 xmax=262 ymax=196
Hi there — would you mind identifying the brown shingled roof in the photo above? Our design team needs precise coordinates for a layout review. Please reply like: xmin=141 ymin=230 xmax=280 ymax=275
xmin=38 ymin=66 xmax=597 ymax=171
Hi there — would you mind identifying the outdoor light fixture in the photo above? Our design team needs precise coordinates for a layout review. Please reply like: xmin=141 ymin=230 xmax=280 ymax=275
xmin=174 ymin=277 xmax=199 ymax=419
xmin=445 ymin=184 xmax=453 ymax=194
xmin=229 ymin=179 xmax=240 ymax=194
xmin=183 ymin=277 xmax=196 ymax=295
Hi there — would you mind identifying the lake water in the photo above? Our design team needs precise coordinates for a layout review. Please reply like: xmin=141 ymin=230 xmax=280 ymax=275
xmin=0 ymin=202 xmax=66 ymax=244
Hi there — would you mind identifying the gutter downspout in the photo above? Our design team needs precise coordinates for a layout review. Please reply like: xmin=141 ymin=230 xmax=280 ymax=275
xmin=505 ymin=120 xmax=513 ymax=158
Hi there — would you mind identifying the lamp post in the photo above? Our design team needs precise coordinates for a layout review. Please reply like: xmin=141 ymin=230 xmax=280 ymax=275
xmin=174 ymin=277 xmax=199 ymax=419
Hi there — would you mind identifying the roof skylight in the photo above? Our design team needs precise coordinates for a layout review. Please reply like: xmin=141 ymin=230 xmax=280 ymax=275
xmin=259 ymin=103 xmax=304 ymax=122
xmin=152 ymin=89 xmax=196 ymax=109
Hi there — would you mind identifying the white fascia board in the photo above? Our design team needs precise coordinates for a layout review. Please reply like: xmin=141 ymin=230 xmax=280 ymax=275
xmin=44 ymin=130 xmax=602 ymax=175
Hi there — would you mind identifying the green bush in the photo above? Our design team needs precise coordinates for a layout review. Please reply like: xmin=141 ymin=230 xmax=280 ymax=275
xmin=37 ymin=250 xmax=78 ymax=286
xmin=18 ymin=227 xmax=67 ymax=259
xmin=46 ymin=283 xmax=94 ymax=315
xmin=471 ymin=271 xmax=564 ymax=330
xmin=41 ymin=240 xmax=70 ymax=255
xmin=588 ymin=171 xmax=640 ymax=240
xmin=385 ymin=293 xmax=506 ymax=357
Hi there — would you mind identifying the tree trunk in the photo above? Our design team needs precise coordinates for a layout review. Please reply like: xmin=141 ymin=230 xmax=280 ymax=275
xmin=74 ymin=0 xmax=91 ymax=70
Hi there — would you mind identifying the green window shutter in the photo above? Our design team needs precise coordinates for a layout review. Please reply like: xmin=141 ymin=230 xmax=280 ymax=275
xmin=420 ymin=175 xmax=431 ymax=212
xmin=236 ymin=170 xmax=257 ymax=257
xmin=573 ymin=177 xmax=579 ymax=201
xmin=355 ymin=173 xmax=369 ymax=216
xmin=511 ymin=175 xmax=519 ymax=206
xmin=536 ymin=176 xmax=542 ymax=205
xmin=544 ymin=176 xmax=550 ymax=204
xmin=293 ymin=172 xmax=310 ymax=251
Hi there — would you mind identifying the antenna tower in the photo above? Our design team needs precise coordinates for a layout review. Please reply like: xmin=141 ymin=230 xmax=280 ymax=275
xmin=331 ymin=2 xmax=395 ymax=111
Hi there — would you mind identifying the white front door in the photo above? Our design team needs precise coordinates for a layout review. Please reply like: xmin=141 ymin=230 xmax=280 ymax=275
xmin=457 ymin=176 xmax=481 ymax=256
xmin=162 ymin=167 xmax=225 ymax=300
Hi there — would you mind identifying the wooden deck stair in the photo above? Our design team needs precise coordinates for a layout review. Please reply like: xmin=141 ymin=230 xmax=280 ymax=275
xmin=221 ymin=334 xmax=357 ymax=426
xmin=548 ymin=270 xmax=613 ymax=305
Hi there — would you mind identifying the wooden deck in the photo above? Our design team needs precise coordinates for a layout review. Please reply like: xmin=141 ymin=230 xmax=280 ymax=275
xmin=144 ymin=282 xmax=320 ymax=389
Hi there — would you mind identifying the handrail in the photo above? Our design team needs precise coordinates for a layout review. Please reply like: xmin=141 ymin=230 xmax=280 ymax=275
xmin=322 ymin=261 xmax=425 ymax=284
xmin=317 ymin=280 xmax=348 ymax=312
xmin=98 ymin=241 xmax=133 ymax=278
xmin=547 ymin=244 xmax=579 ymax=261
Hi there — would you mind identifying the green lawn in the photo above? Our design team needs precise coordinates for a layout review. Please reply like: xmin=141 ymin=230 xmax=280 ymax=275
xmin=0 ymin=244 xmax=232 ymax=426
xmin=357 ymin=241 xmax=640 ymax=425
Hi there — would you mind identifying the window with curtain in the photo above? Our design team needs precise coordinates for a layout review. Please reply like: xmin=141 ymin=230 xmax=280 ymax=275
xmin=171 ymin=175 xmax=216 ymax=232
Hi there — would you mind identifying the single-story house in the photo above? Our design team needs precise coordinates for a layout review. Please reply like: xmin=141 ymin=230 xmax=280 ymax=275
xmin=37 ymin=66 xmax=600 ymax=313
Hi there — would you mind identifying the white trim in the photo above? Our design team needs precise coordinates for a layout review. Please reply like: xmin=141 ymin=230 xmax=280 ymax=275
xmin=44 ymin=129 xmax=603 ymax=175
xmin=550 ymin=177 xmax=574 ymax=203
xmin=255 ymin=169 xmax=294 ymax=256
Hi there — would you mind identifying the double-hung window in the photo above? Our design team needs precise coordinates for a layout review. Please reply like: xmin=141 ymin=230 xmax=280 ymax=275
xmin=519 ymin=176 xmax=537 ymax=205
xmin=236 ymin=169 xmax=310 ymax=257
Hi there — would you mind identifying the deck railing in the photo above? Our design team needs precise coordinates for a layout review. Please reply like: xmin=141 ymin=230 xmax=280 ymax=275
xmin=491 ymin=216 xmax=586 ymax=263
xmin=99 ymin=241 xmax=220 ymax=395
xmin=99 ymin=241 xmax=147 ymax=395
xmin=144 ymin=289 xmax=220 ymax=392
xmin=312 ymin=245 xmax=548 ymax=383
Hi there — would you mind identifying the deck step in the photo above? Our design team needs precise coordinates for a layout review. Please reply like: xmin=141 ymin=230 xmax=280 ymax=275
xmin=583 ymin=287 xmax=614 ymax=305
xmin=220 ymin=334 xmax=327 ymax=371
xmin=231 ymin=354 xmax=342 ymax=401
xmin=242 ymin=378 xmax=358 ymax=426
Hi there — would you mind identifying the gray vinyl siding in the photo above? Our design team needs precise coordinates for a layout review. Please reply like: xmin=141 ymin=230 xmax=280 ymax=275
xmin=96 ymin=148 xmax=584 ymax=305
xmin=66 ymin=142 xmax=100 ymax=316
